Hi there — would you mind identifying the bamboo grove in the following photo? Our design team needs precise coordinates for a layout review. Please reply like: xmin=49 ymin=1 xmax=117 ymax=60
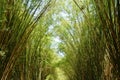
xmin=0 ymin=0 xmax=120 ymax=80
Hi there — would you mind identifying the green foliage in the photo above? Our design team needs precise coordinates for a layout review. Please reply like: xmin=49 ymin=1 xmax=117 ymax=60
xmin=0 ymin=0 xmax=52 ymax=80
xmin=0 ymin=0 xmax=120 ymax=80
